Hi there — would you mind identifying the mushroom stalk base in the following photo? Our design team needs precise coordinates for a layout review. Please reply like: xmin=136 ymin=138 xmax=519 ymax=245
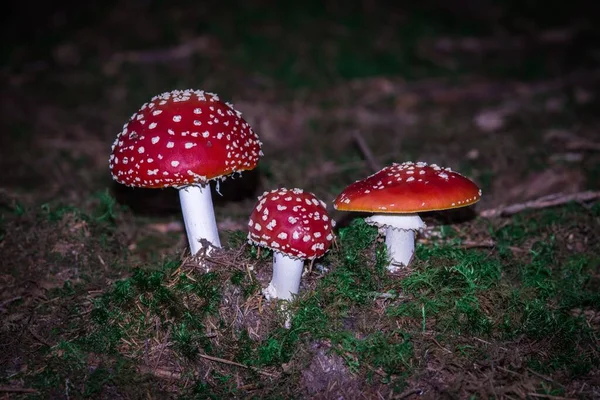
xmin=366 ymin=213 xmax=425 ymax=272
xmin=179 ymin=185 xmax=221 ymax=257
xmin=384 ymin=228 xmax=416 ymax=272
xmin=263 ymin=252 xmax=304 ymax=301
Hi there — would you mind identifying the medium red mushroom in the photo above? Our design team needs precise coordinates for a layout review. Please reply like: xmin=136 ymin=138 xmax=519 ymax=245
xmin=247 ymin=188 xmax=335 ymax=301
xmin=110 ymin=89 xmax=262 ymax=256
xmin=334 ymin=161 xmax=481 ymax=271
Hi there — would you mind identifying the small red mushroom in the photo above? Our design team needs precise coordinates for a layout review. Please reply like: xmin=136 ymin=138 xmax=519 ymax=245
xmin=247 ymin=188 xmax=335 ymax=301
xmin=110 ymin=89 xmax=262 ymax=257
xmin=334 ymin=161 xmax=481 ymax=271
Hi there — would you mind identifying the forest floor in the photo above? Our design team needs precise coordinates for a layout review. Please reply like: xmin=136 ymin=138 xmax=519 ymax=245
xmin=1 ymin=1 xmax=599 ymax=399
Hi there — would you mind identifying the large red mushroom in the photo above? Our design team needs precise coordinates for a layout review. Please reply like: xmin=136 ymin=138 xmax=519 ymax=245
xmin=334 ymin=161 xmax=481 ymax=271
xmin=110 ymin=89 xmax=262 ymax=257
xmin=247 ymin=188 xmax=335 ymax=301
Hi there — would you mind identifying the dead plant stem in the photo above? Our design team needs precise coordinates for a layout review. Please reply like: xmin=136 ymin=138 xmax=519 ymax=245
xmin=197 ymin=353 xmax=276 ymax=377
xmin=352 ymin=130 xmax=382 ymax=173
xmin=0 ymin=387 xmax=39 ymax=393
xmin=480 ymin=191 xmax=600 ymax=218
xmin=526 ymin=393 xmax=576 ymax=400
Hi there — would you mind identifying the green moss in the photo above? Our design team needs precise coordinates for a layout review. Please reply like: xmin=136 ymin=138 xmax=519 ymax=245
xmin=339 ymin=331 xmax=413 ymax=377
xmin=229 ymin=269 xmax=261 ymax=298
xmin=93 ymin=189 xmax=120 ymax=225
xmin=325 ymin=219 xmax=387 ymax=304
xmin=39 ymin=202 xmax=83 ymax=222
xmin=256 ymin=331 xmax=296 ymax=366
xmin=172 ymin=322 xmax=201 ymax=359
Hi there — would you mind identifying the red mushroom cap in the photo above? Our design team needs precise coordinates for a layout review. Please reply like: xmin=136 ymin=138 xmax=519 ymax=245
xmin=334 ymin=161 xmax=482 ymax=213
xmin=109 ymin=89 xmax=263 ymax=188
xmin=247 ymin=188 xmax=336 ymax=260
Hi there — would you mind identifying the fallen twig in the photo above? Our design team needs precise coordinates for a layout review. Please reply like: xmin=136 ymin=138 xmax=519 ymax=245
xmin=152 ymin=326 xmax=172 ymax=373
xmin=352 ymin=130 xmax=382 ymax=173
xmin=497 ymin=366 xmax=524 ymax=377
xmin=197 ymin=353 xmax=276 ymax=377
xmin=137 ymin=365 xmax=182 ymax=380
xmin=461 ymin=240 xmax=496 ymax=249
xmin=545 ymin=130 xmax=600 ymax=152
xmin=526 ymin=368 xmax=563 ymax=387
xmin=0 ymin=296 xmax=22 ymax=310
xmin=480 ymin=191 xmax=600 ymax=218
xmin=565 ymin=140 xmax=600 ymax=152
xmin=526 ymin=393 xmax=576 ymax=400
xmin=0 ymin=387 xmax=39 ymax=393
xmin=364 ymin=363 xmax=387 ymax=377
xmin=28 ymin=326 xmax=53 ymax=347
xmin=108 ymin=36 xmax=215 ymax=66
xmin=147 ymin=221 xmax=184 ymax=233
xmin=345 ymin=69 xmax=600 ymax=107
xmin=427 ymin=28 xmax=577 ymax=54
xmin=394 ymin=388 xmax=424 ymax=399
xmin=473 ymin=336 xmax=507 ymax=351
xmin=430 ymin=337 xmax=452 ymax=354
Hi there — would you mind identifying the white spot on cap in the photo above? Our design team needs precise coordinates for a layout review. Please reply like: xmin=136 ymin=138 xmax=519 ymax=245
xmin=171 ymin=160 xmax=180 ymax=167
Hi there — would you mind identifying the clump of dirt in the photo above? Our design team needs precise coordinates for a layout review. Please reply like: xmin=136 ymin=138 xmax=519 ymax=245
xmin=300 ymin=340 xmax=360 ymax=399
xmin=59 ymin=247 xmax=288 ymax=393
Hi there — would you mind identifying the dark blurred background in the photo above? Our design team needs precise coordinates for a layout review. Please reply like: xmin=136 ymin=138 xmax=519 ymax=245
xmin=3 ymin=0 xmax=600 ymax=82
xmin=2 ymin=0 xmax=599 ymax=215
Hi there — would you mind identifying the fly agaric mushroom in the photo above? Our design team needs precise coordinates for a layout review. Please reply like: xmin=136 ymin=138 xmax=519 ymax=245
xmin=334 ymin=161 xmax=481 ymax=272
xmin=109 ymin=89 xmax=262 ymax=256
xmin=247 ymin=188 xmax=335 ymax=301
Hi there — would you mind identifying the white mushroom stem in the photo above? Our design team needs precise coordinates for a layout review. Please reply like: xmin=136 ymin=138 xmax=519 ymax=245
xmin=365 ymin=213 xmax=426 ymax=272
xmin=178 ymin=185 xmax=221 ymax=256
xmin=263 ymin=252 xmax=304 ymax=301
